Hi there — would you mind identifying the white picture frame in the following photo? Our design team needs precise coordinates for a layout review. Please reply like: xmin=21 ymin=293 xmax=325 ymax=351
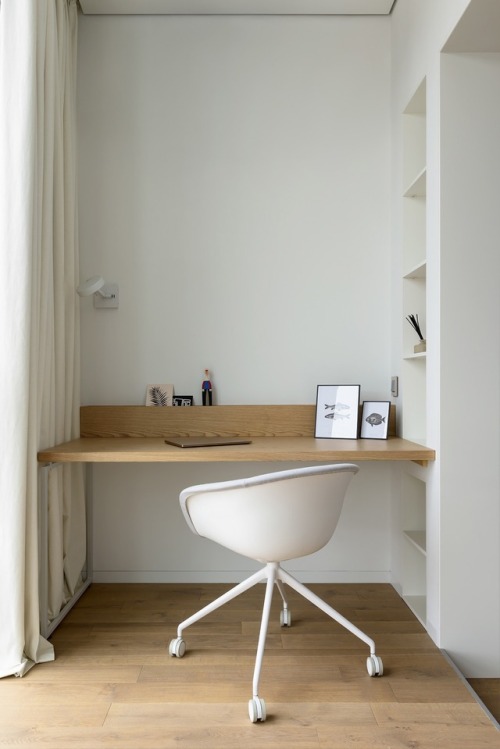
xmin=314 ymin=385 xmax=360 ymax=440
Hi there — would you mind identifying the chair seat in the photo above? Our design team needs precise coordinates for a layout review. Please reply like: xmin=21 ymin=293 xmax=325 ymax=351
xmin=180 ymin=463 xmax=358 ymax=562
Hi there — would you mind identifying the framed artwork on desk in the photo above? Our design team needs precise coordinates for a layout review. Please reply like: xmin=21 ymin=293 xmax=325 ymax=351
xmin=173 ymin=395 xmax=194 ymax=406
xmin=315 ymin=384 xmax=360 ymax=439
xmin=360 ymin=401 xmax=390 ymax=439
xmin=146 ymin=384 xmax=173 ymax=406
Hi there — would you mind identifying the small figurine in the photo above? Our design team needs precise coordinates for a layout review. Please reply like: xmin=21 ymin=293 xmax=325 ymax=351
xmin=202 ymin=369 xmax=213 ymax=406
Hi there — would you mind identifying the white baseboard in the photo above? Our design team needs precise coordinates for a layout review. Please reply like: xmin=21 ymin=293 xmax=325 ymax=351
xmin=92 ymin=569 xmax=391 ymax=584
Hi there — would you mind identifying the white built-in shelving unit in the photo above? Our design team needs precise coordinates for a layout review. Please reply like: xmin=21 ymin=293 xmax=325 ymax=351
xmin=399 ymin=78 xmax=427 ymax=625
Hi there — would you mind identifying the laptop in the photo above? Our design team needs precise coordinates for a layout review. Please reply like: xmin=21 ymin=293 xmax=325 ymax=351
xmin=164 ymin=436 xmax=252 ymax=449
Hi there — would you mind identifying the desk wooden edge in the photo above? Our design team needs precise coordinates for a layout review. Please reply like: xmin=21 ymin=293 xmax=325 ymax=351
xmin=37 ymin=436 xmax=435 ymax=465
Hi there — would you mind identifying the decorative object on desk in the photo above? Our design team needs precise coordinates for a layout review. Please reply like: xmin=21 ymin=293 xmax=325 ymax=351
xmin=315 ymin=385 xmax=360 ymax=440
xmin=146 ymin=384 xmax=173 ymax=406
xmin=173 ymin=395 xmax=194 ymax=406
xmin=202 ymin=368 xmax=213 ymax=406
xmin=360 ymin=401 xmax=390 ymax=440
xmin=406 ymin=313 xmax=426 ymax=353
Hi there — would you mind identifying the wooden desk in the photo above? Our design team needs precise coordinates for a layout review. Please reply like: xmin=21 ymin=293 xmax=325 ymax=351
xmin=37 ymin=406 xmax=435 ymax=637
xmin=38 ymin=435 xmax=433 ymax=465
xmin=39 ymin=404 xmax=435 ymax=465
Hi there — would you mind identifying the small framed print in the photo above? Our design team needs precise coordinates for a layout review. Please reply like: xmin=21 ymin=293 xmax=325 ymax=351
xmin=315 ymin=385 xmax=360 ymax=440
xmin=146 ymin=384 xmax=173 ymax=406
xmin=360 ymin=401 xmax=390 ymax=439
xmin=173 ymin=395 xmax=194 ymax=406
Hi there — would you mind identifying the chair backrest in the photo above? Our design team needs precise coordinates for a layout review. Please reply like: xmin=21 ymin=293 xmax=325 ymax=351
xmin=179 ymin=463 xmax=359 ymax=563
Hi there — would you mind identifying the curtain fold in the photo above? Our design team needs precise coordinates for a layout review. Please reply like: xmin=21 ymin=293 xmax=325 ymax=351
xmin=0 ymin=0 xmax=84 ymax=678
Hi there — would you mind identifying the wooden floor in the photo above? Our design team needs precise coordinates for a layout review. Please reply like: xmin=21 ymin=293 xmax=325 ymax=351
xmin=1 ymin=583 xmax=499 ymax=748
xmin=469 ymin=679 xmax=500 ymax=727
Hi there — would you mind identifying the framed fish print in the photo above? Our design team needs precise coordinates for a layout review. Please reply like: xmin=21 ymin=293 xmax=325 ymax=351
xmin=315 ymin=385 xmax=360 ymax=440
xmin=360 ymin=401 xmax=390 ymax=439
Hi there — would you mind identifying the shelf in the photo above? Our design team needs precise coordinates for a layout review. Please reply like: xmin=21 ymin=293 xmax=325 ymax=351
xmin=399 ymin=79 xmax=427 ymax=632
xmin=404 ymin=352 xmax=427 ymax=361
xmin=404 ymin=260 xmax=426 ymax=279
xmin=404 ymin=166 xmax=426 ymax=197
xmin=404 ymin=530 xmax=426 ymax=555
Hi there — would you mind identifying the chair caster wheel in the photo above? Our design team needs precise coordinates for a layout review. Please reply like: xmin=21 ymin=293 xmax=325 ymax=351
xmin=366 ymin=654 xmax=383 ymax=676
xmin=280 ymin=609 xmax=292 ymax=627
xmin=248 ymin=696 xmax=267 ymax=723
xmin=169 ymin=637 xmax=186 ymax=658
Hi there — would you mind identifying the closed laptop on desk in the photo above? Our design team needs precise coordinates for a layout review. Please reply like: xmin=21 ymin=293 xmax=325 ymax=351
xmin=164 ymin=436 xmax=252 ymax=448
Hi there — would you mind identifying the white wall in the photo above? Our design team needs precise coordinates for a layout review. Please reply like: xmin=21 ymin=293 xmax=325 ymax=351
xmin=78 ymin=15 xmax=391 ymax=406
xmin=440 ymin=51 xmax=500 ymax=678
xmin=92 ymin=461 xmax=392 ymax=583
xmin=77 ymin=15 xmax=393 ymax=582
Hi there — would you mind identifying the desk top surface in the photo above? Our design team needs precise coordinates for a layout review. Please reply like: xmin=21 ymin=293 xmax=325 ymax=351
xmin=38 ymin=435 xmax=434 ymax=465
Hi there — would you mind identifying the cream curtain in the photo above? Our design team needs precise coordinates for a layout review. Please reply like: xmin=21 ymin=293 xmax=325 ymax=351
xmin=0 ymin=0 xmax=85 ymax=677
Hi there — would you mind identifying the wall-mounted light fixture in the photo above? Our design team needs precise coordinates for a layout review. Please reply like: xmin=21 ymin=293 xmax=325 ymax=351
xmin=77 ymin=276 xmax=119 ymax=308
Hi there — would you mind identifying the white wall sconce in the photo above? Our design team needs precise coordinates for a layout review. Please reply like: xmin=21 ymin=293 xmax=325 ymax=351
xmin=77 ymin=276 xmax=119 ymax=309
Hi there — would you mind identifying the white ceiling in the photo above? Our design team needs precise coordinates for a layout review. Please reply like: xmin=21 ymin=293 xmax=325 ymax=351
xmin=79 ymin=0 xmax=396 ymax=15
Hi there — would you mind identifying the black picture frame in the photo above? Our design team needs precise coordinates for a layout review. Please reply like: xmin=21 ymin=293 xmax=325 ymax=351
xmin=314 ymin=385 xmax=360 ymax=440
xmin=172 ymin=395 xmax=194 ymax=406
xmin=360 ymin=401 xmax=390 ymax=439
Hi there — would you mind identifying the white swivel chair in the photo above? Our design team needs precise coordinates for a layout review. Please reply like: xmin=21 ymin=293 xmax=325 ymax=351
xmin=169 ymin=463 xmax=383 ymax=723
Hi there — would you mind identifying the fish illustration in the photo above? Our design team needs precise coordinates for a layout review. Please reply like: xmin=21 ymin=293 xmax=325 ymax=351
xmin=324 ymin=403 xmax=350 ymax=411
xmin=365 ymin=413 xmax=386 ymax=426
xmin=325 ymin=412 xmax=350 ymax=420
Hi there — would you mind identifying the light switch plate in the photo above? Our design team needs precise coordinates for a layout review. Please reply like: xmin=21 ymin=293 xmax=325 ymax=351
xmin=391 ymin=376 xmax=399 ymax=398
